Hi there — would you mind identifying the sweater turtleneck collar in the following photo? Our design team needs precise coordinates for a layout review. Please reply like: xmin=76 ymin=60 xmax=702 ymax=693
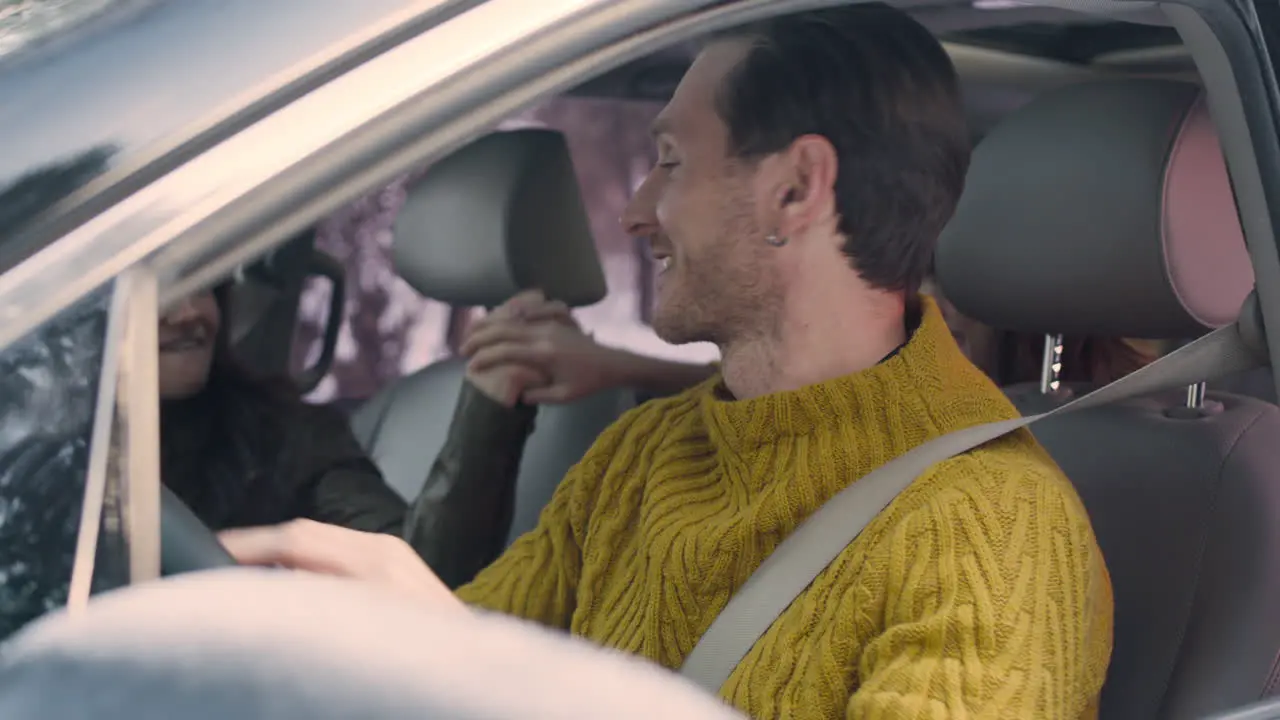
xmin=699 ymin=295 xmax=1004 ymax=455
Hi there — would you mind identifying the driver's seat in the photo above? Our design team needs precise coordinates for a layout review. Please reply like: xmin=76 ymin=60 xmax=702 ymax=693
xmin=350 ymin=129 xmax=634 ymax=554
xmin=937 ymin=79 xmax=1280 ymax=719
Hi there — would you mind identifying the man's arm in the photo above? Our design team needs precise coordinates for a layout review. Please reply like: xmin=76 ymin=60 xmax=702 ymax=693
xmin=847 ymin=471 xmax=1113 ymax=719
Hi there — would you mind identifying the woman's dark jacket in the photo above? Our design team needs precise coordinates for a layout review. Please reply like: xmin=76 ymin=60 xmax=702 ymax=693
xmin=163 ymin=379 xmax=536 ymax=590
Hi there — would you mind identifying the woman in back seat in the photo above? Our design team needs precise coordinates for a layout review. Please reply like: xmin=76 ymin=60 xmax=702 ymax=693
xmin=159 ymin=286 xmax=412 ymax=533
xmin=158 ymin=283 xmax=517 ymax=585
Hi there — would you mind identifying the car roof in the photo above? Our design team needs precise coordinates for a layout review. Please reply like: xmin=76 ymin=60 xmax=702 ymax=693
xmin=0 ymin=0 xmax=452 ymax=265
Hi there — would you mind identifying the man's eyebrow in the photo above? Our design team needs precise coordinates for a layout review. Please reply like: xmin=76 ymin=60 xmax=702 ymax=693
xmin=649 ymin=117 xmax=674 ymax=139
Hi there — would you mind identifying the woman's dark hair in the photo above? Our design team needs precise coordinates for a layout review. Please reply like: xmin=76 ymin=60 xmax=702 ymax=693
xmin=997 ymin=332 xmax=1157 ymax=387
xmin=159 ymin=284 xmax=302 ymax=529
xmin=709 ymin=4 xmax=970 ymax=297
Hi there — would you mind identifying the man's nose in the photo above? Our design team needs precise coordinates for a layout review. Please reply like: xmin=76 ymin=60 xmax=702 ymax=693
xmin=620 ymin=175 xmax=659 ymax=239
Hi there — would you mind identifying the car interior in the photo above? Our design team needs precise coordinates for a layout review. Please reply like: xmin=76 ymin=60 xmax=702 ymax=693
xmin=334 ymin=83 xmax=1279 ymax=720
xmin=4 ymin=1 xmax=1280 ymax=718
xmin=202 ymin=33 xmax=1279 ymax=720
xmin=275 ymin=14 xmax=1280 ymax=720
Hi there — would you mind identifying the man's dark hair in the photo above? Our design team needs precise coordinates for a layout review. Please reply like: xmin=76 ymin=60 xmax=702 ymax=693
xmin=711 ymin=4 xmax=969 ymax=296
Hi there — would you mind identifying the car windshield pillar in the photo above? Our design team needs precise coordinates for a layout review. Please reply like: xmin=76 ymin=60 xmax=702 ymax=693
xmin=66 ymin=265 xmax=161 ymax=615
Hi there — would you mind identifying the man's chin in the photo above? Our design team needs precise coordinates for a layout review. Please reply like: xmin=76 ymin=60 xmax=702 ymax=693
xmin=652 ymin=309 xmax=705 ymax=347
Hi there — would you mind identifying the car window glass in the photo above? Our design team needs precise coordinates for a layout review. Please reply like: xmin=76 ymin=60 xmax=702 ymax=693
xmin=0 ymin=284 xmax=126 ymax=640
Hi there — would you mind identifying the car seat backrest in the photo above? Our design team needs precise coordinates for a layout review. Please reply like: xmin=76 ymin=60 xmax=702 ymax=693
xmin=937 ymin=80 xmax=1280 ymax=719
xmin=350 ymin=128 xmax=635 ymax=551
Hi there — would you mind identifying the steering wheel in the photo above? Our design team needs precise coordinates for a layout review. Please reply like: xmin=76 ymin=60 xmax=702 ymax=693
xmin=160 ymin=486 xmax=238 ymax=574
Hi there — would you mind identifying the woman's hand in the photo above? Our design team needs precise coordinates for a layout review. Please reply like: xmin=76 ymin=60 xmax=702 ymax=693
xmin=219 ymin=520 xmax=465 ymax=611
xmin=461 ymin=291 xmax=562 ymax=407
xmin=462 ymin=290 xmax=621 ymax=405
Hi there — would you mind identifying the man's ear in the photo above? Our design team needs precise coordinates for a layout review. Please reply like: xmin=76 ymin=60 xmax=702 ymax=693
xmin=777 ymin=134 xmax=838 ymax=239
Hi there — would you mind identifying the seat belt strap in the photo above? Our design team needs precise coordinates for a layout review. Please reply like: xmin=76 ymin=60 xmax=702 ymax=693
xmin=679 ymin=321 xmax=1264 ymax=694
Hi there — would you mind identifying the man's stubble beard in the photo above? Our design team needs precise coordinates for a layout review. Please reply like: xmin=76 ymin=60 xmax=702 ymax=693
xmin=652 ymin=188 xmax=783 ymax=350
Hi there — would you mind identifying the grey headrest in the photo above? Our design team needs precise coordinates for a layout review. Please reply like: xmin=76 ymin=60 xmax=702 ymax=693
xmin=393 ymin=129 xmax=607 ymax=308
xmin=936 ymin=80 xmax=1254 ymax=338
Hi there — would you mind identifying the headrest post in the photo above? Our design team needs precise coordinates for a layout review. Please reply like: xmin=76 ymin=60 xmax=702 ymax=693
xmin=1186 ymin=381 xmax=1206 ymax=409
xmin=1040 ymin=333 xmax=1063 ymax=395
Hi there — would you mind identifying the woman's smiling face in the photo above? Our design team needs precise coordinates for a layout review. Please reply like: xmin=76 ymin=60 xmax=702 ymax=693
xmin=157 ymin=290 xmax=221 ymax=400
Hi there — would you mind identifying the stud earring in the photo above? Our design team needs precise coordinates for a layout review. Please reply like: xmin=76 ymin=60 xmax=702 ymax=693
xmin=765 ymin=234 xmax=789 ymax=247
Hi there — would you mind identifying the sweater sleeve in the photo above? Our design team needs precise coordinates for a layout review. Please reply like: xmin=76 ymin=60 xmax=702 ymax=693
xmin=453 ymin=474 xmax=584 ymax=629
xmin=847 ymin=461 xmax=1113 ymax=720
xmin=455 ymin=403 xmax=645 ymax=630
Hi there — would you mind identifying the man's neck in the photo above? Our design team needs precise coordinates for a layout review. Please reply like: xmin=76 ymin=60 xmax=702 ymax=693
xmin=719 ymin=290 xmax=908 ymax=401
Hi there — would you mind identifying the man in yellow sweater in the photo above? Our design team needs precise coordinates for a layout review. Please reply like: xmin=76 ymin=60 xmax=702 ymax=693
xmin=223 ymin=4 xmax=1113 ymax=718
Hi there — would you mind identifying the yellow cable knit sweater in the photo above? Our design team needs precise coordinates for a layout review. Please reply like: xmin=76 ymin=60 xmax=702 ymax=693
xmin=458 ymin=297 xmax=1113 ymax=719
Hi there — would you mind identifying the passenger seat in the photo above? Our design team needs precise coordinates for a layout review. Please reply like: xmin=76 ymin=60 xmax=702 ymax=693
xmin=937 ymin=79 xmax=1280 ymax=719
xmin=350 ymin=129 xmax=636 ymax=546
